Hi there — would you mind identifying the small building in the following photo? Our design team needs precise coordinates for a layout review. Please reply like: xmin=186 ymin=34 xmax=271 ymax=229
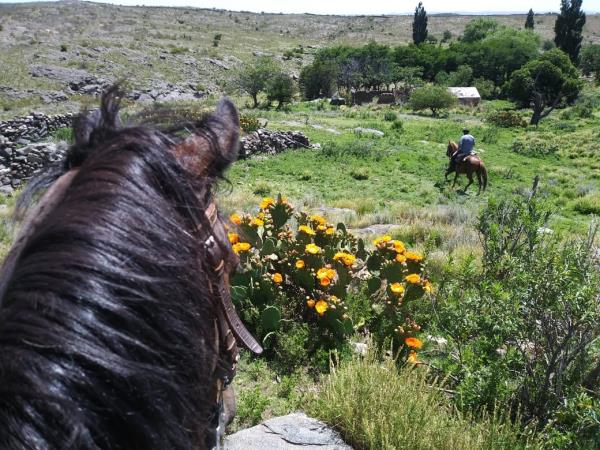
xmin=448 ymin=87 xmax=481 ymax=107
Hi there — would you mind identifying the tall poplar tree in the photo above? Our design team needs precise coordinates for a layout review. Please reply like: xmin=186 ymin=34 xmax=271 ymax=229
xmin=554 ymin=0 xmax=586 ymax=63
xmin=525 ymin=9 xmax=535 ymax=29
xmin=412 ymin=2 xmax=428 ymax=45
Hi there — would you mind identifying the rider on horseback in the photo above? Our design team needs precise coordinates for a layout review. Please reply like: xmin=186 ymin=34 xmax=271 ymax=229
xmin=449 ymin=128 xmax=475 ymax=171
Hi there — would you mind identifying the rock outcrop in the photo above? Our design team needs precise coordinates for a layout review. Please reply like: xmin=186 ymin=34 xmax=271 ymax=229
xmin=225 ymin=413 xmax=353 ymax=450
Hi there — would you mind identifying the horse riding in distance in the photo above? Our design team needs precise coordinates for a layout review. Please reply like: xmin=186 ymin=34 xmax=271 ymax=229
xmin=0 ymin=86 xmax=261 ymax=450
xmin=445 ymin=127 xmax=488 ymax=194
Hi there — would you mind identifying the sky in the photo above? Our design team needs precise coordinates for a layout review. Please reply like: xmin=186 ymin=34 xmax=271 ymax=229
xmin=2 ymin=0 xmax=600 ymax=14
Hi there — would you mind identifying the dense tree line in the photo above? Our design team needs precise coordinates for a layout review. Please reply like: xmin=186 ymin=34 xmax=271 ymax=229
xmin=299 ymin=20 xmax=540 ymax=100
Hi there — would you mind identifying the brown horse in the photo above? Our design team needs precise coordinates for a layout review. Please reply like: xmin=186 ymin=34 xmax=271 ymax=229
xmin=0 ymin=87 xmax=261 ymax=450
xmin=445 ymin=141 xmax=488 ymax=194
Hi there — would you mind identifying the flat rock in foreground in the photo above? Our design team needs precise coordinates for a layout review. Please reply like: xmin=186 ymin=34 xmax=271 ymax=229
xmin=224 ymin=413 xmax=353 ymax=450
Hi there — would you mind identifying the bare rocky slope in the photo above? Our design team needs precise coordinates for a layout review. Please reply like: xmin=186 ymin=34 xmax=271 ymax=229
xmin=0 ymin=1 xmax=599 ymax=118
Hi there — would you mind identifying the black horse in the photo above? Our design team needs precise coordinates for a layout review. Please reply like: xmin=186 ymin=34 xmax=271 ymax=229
xmin=0 ymin=86 xmax=260 ymax=450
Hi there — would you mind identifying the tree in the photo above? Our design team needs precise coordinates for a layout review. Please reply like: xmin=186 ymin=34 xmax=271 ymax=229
xmin=580 ymin=44 xmax=600 ymax=84
xmin=412 ymin=2 xmax=428 ymax=45
xmin=408 ymin=84 xmax=457 ymax=117
xmin=461 ymin=18 xmax=500 ymax=43
xmin=554 ymin=0 xmax=586 ymax=63
xmin=299 ymin=60 xmax=338 ymax=100
xmin=525 ymin=9 xmax=534 ymax=29
xmin=266 ymin=72 xmax=296 ymax=109
xmin=234 ymin=57 xmax=279 ymax=108
xmin=507 ymin=49 xmax=582 ymax=125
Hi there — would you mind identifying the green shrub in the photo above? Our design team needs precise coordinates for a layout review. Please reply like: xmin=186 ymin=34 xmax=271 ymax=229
xmin=390 ymin=119 xmax=404 ymax=133
xmin=169 ymin=46 xmax=188 ymax=55
xmin=236 ymin=387 xmax=270 ymax=428
xmin=572 ymin=192 xmax=600 ymax=215
xmin=431 ymin=182 xmax=600 ymax=444
xmin=350 ymin=167 xmax=369 ymax=180
xmin=383 ymin=111 xmax=397 ymax=121
xmin=511 ymin=135 xmax=559 ymax=157
xmin=408 ymin=84 xmax=457 ymax=117
xmin=486 ymin=110 xmax=527 ymax=128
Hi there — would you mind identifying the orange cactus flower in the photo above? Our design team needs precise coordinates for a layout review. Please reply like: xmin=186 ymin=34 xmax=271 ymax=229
xmin=405 ymin=337 xmax=423 ymax=350
xmin=272 ymin=273 xmax=283 ymax=284
xmin=230 ymin=213 xmax=242 ymax=225
xmin=260 ymin=197 xmax=275 ymax=209
xmin=295 ymin=259 xmax=306 ymax=269
xmin=315 ymin=300 xmax=328 ymax=315
xmin=307 ymin=299 xmax=316 ymax=308
xmin=320 ymin=277 xmax=331 ymax=287
xmin=405 ymin=274 xmax=421 ymax=284
xmin=390 ymin=282 xmax=405 ymax=295
xmin=305 ymin=244 xmax=322 ymax=255
xmin=395 ymin=253 xmax=407 ymax=264
xmin=228 ymin=233 xmax=239 ymax=244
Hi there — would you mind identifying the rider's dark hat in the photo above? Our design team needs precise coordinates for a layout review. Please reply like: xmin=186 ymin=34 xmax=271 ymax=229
xmin=462 ymin=128 xmax=470 ymax=133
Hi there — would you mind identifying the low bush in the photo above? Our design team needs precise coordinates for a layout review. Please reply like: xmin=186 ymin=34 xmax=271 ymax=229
xmin=486 ymin=110 xmax=527 ymax=128
xmin=572 ymin=192 xmax=600 ymax=215
xmin=511 ymin=135 xmax=559 ymax=157
xmin=430 ymin=181 xmax=600 ymax=447
xmin=383 ymin=111 xmax=397 ymax=121
xmin=390 ymin=119 xmax=404 ymax=133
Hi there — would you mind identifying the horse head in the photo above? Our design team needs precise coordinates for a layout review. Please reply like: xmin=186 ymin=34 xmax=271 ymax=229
xmin=0 ymin=86 xmax=258 ymax=450
xmin=447 ymin=140 xmax=458 ymax=158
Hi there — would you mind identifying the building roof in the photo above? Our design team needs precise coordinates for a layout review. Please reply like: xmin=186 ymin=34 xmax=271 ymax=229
xmin=448 ymin=87 xmax=481 ymax=99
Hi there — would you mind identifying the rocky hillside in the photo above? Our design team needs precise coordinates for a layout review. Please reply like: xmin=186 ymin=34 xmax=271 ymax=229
xmin=1 ymin=1 xmax=599 ymax=118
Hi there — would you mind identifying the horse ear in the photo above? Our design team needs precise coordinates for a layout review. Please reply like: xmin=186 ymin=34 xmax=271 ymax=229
xmin=172 ymin=98 xmax=240 ymax=178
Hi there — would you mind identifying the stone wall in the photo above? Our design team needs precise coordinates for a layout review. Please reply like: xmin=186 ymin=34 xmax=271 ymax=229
xmin=0 ymin=113 xmax=73 ymax=194
xmin=0 ymin=114 xmax=313 ymax=193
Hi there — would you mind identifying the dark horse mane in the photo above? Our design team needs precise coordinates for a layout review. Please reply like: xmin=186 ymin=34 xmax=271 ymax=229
xmin=0 ymin=86 xmax=236 ymax=449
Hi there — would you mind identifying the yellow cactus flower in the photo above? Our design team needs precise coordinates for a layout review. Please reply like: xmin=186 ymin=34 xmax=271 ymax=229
xmin=257 ymin=211 xmax=266 ymax=220
xmin=393 ymin=240 xmax=406 ymax=254
xmin=405 ymin=251 xmax=423 ymax=262
xmin=260 ymin=197 xmax=275 ymax=209
xmin=405 ymin=337 xmax=423 ymax=350
xmin=407 ymin=350 xmax=419 ymax=364
xmin=405 ymin=274 xmax=421 ymax=284
xmin=295 ymin=259 xmax=305 ymax=269
xmin=232 ymin=242 xmax=251 ymax=254
xmin=423 ymin=280 xmax=433 ymax=293
xmin=334 ymin=252 xmax=356 ymax=267
xmin=272 ymin=273 xmax=283 ymax=284
xmin=298 ymin=225 xmax=316 ymax=236
xmin=373 ymin=235 xmax=392 ymax=248
xmin=315 ymin=300 xmax=328 ymax=315
xmin=310 ymin=215 xmax=327 ymax=225
xmin=395 ymin=253 xmax=407 ymax=264
xmin=390 ymin=282 xmax=405 ymax=295
xmin=317 ymin=224 xmax=327 ymax=232
xmin=228 ymin=232 xmax=239 ymax=244
xmin=330 ymin=295 xmax=339 ymax=304
xmin=307 ymin=299 xmax=316 ymax=308
xmin=325 ymin=227 xmax=335 ymax=235
xmin=230 ymin=213 xmax=242 ymax=225
xmin=250 ymin=217 xmax=264 ymax=227
xmin=305 ymin=244 xmax=322 ymax=255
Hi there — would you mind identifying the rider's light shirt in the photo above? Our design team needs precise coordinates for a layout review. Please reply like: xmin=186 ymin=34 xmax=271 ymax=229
xmin=458 ymin=134 xmax=475 ymax=154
